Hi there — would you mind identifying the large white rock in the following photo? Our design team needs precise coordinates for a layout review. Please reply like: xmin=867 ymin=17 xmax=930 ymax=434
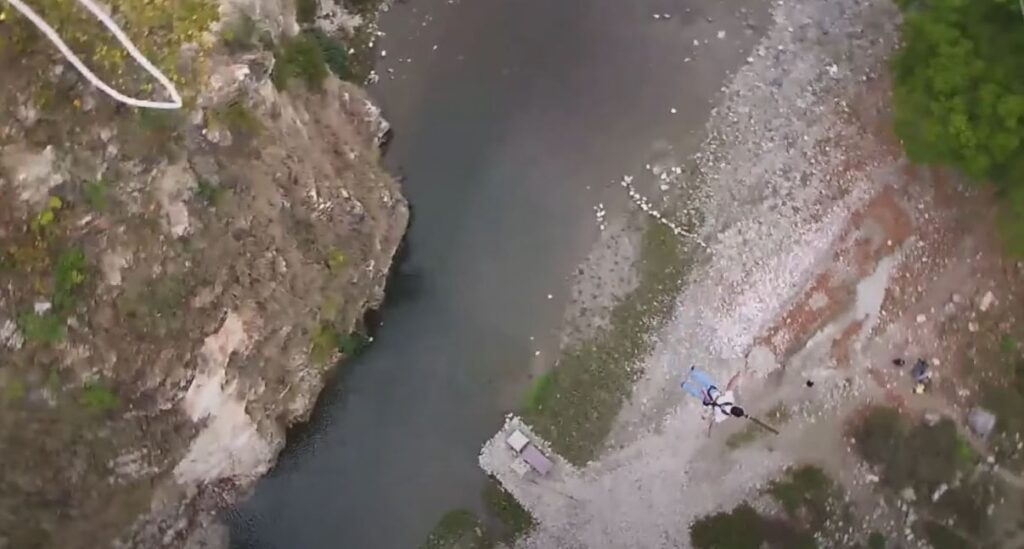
xmin=174 ymin=312 xmax=273 ymax=484
xmin=0 ymin=144 xmax=66 ymax=207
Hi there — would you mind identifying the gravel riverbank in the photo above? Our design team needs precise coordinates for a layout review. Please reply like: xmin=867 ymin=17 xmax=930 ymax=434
xmin=481 ymin=0 xmax=903 ymax=546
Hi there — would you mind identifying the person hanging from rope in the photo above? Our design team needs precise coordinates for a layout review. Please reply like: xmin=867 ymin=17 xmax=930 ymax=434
xmin=682 ymin=366 xmax=744 ymax=436
xmin=681 ymin=366 xmax=780 ymax=437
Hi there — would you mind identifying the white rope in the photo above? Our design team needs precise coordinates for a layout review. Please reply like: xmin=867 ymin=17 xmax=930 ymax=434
xmin=3 ymin=0 xmax=183 ymax=109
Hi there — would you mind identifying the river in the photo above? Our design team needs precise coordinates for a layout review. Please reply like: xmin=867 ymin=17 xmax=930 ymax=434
xmin=230 ymin=0 xmax=764 ymax=547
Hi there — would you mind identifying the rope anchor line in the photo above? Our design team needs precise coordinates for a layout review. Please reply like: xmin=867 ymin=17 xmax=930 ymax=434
xmin=3 ymin=0 xmax=183 ymax=110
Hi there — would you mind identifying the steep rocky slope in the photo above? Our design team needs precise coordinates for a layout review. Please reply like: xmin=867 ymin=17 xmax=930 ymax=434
xmin=0 ymin=1 xmax=407 ymax=547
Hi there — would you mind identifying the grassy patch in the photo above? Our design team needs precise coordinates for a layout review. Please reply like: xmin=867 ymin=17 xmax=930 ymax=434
xmin=727 ymin=403 xmax=790 ymax=449
xmin=137 ymin=109 xmax=182 ymax=134
xmin=3 ymin=378 xmax=27 ymax=404
xmin=326 ymin=248 xmax=346 ymax=272
xmin=725 ymin=423 xmax=762 ymax=450
xmin=272 ymin=32 xmax=329 ymax=90
xmin=521 ymin=220 xmax=690 ymax=465
xmin=121 ymin=109 xmax=186 ymax=159
xmin=483 ymin=478 xmax=535 ymax=544
xmin=17 ymin=312 xmax=66 ymax=344
xmin=1000 ymin=334 xmax=1019 ymax=355
xmin=309 ymin=322 xmax=339 ymax=365
xmin=209 ymin=100 xmax=262 ymax=137
xmin=83 ymin=180 xmax=109 ymax=211
xmin=521 ymin=371 xmax=555 ymax=410
xmin=195 ymin=180 xmax=228 ymax=208
xmin=46 ymin=369 xmax=61 ymax=393
xmin=922 ymin=521 xmax=971 ymax=549
xmin=420 ymin=509 xmax=488 ymax=549
xmin=15 ymin=245 xmax=88 ymax=345
xmin=867 ymin=531 xmax=886 ymax=549
xmin=30 ymin=196 xmax=63 ymax=234
xmin=307 ymin=28 xmax=351 ymax=80
xmin=79 ymin=382 xmax=119 ymax=412
xmin=311 ymin=323 xmax=367 ymax=363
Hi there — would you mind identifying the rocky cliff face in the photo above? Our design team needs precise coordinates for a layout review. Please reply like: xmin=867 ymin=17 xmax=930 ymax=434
xmin=0 ymin=1 xmax=407 ymax=547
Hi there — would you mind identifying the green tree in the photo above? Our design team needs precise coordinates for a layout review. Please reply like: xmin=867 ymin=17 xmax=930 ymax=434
xmin=690 ymin=504 xmax=767 ymax=549
xmin=892 ymin=0 xmax=1024 ymax=249
xmin=893 ymin=0 xmax=1024 ymax=180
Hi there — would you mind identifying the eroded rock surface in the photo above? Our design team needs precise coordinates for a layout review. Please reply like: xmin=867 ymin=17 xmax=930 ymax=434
xmin=0 ymin=1 xmax=406 ymax=547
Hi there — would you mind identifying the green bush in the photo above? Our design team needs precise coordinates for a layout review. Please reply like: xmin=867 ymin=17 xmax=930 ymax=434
xmin=922 ymin=521 xmax=971 ymax=549
xmin=195 ymin=180 xmax=227 ymax=208
xmin=79 ymin=382 xmax=119 ymax=412
xmin=985 ymin=382 xmax=1024 ymax=444
xmin=483 ymin=478 xmax=535 ymax=543
xmin=46 ymin=369 xmax=61 ymax=393
xmin=3 ymin=378 xmax=27 ymax=403
xmin=690 ymin=504 xmax=815 ymax=549
xmin=867 ymin=531 xmax=886 ymax=549
xmin=53 ymin=247 xmax=87 ymax=313
xmin=13 ymin=247 xmax=87 ymax=346
xmin=30 ymin=196 xmax=63 ymax=234
xmin=310 ymin=323 xmax=339 ymax=365
xmin=902 ymin=419 xmax=963 ymax=492
xmin=84 ymin=180 xmax=108 ymax=211
xmin=852 ymin=407 xmax=905 ymax=468
xmin=326 ymin=248 xmax=345 ymax=272
xmin=137 ymin=108 xmax=181 ymax=134
xmin=272 ymin=32 xmax=328 ymax=90
xmin=890 ymin=0 xmax=1024 ymax=252
xmin=18 ymin=312 xmax=66 ymax=344
xmin=337 ymin=332 xmax=368 ymax=357
xmin=932 ymin=478 xmax=998 ymax=538
xmin=307 ymin=28 xmax=350 ymax=79
xmin=690 ymin=504 xmax=767 ymax=549
xmin=220 ymin=13 xmax=259 ymax=52
xmin=344 ymin=0 xmax=379 ymax=12
xmin=767 ymin=465 xmax=833 ymax=530
xmin=420 ymin=509 xmax=487 ymax=549
xmin=852 ymin=408 xmax=972 ymax=495
xmin=893 ymin=0 xmax=1024 ymax=180
xmin=213 ymin=100 xmax=262 ymax=136
xmin=296 ymin=0 xmax=317 ymax=25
